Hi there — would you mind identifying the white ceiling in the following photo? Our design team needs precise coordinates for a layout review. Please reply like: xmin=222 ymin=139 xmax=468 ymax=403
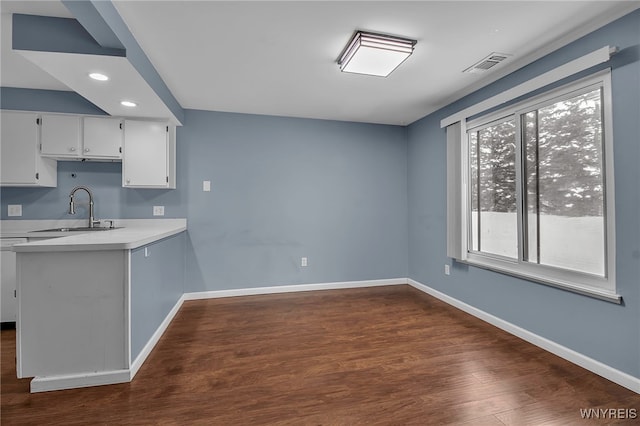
xmin=2 ymin=1 xmax=639 ymax=125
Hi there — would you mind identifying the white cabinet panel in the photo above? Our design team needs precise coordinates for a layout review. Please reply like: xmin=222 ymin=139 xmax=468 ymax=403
xmin=40 ymin=114 xmax=81 ymax=158
xmin=17 ymin=250 xmax=127 ymax=378
xmin=0 ymin=111 xmax=56 ymax=187
xmin=83 ymin=117 xmax=122 ymax=158
xmin=1 ymin=238 xmax=27 ymax=323
xmin=1 ymin=249 xmax=17 ymax=322
xmin=123 ymin=120 xmax=175 ymax=189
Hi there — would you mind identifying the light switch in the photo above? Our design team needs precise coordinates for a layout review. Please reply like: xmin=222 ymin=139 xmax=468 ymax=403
xmin=203 ymin=180 xmax=211 ymax=192
xmin=153 ymin=206 xmax=165 ymax=216
xmin=8 ymin=205 xmax=22 ymax=217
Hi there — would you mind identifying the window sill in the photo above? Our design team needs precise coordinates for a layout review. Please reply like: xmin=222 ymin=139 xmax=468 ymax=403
xmin=461 ymin=253 xmax=622 ymax=304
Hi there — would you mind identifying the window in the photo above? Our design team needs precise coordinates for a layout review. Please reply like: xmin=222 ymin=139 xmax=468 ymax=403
xmin=469 ymin=118 xmax=517 ymax=259
xmin=521 ymin=88 xmax=606 ymax=276
xmin=450 ymin=70 xmax=617 ymax=302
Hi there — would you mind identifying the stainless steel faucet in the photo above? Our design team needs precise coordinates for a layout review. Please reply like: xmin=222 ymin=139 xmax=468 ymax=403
xmin=68 ymin=186 xmax=99 ymax=228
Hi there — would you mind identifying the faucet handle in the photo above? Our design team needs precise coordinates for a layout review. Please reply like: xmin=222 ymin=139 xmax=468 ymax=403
xmin=103 ymin=220 xmax=115 ymax=229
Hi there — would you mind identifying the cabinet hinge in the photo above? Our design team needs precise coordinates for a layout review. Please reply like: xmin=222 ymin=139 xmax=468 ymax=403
xmin=119 ymin=147 xmax=122 ymax=153
xmin=120 ymin=122 xmax=123 ymax=130
xmin=35 ymin=172 xmax=39 ymax=180
xmin=166 ymin=176 xmax=169 ymax=183
xmin=14 ymin=290 xmax=17 ymax=298
xmin=166 ymin=126 xmax=169 ymax=132
xmin=36 ymin=118 xmax=40 ymax=125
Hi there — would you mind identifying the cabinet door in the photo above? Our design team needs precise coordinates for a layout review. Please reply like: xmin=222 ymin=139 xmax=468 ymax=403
xmin=1 ymin=242 xmax=24 ymax=322
xmin=123 ymin=121 xmax=168 ymax=188
xmin=40 ymin=114 xmax=81 ymax=157
xmin=1 ymin=111 xmax=39 ymax=184
xmin=83 ymin=117 xmax=122 ymax=158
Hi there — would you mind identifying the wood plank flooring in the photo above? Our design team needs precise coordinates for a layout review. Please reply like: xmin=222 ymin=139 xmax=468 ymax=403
xmin=2 ymin=285 xmax=638 ymax=425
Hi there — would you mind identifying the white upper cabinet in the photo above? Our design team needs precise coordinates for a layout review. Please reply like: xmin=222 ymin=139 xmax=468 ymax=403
xmin=1 ymin=110 xmax=175 ymax=189
xmin=40 ymin=114 xmax=82 ymax=158
xmin=122 ymin=120 xmax=176 ymax=189
xmin=83 ymin=117 xmax=122 ymax=159
xmin=1 ymin=111 xmax=57 ymax=187
xmin=40 ymin=114 xmax=123 ymax=160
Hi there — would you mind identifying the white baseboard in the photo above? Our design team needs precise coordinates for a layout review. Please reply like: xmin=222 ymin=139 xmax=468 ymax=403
xmin=183 ymin=278 xmax=407 ymax=300
xmin=30 ymin=369 xmax=131 ymax=393
xmin=32 ymin=278 xmax=638 ymax=395
xmin=129 ymin=295 xmax=186 ymax=379
xmin=408 ymin=278 xmax=640 ymax=394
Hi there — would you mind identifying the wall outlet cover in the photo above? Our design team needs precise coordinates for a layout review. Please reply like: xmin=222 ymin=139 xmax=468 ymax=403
xmin=203 ymin=180 xmax=211 ymax=192
xmin=153 ymin=206 xmax=165 ymax=216
xmin=8 ymin=205 xmax=22 ymax=217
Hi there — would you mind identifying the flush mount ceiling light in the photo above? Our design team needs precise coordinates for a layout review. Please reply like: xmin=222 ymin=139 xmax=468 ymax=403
xmin=88 ymin=72 xmax=109 ymax=81
xmin=120 ymin=100 xmax=137 ymax=107
xmin=337 ymin=31 xmax=416 ymax=77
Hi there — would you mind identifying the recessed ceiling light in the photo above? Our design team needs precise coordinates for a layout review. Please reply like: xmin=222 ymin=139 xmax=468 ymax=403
xmin=120 ymin=101 xmax=137 ymax=107
xmin=338 ymin=31 xmax=416 ymax=77
xmin=89 ymin=72 xmax=109 ymax=81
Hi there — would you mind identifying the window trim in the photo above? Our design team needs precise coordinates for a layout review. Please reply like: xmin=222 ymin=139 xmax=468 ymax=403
xmin=451 ymin=69 xmax=619 ymax=303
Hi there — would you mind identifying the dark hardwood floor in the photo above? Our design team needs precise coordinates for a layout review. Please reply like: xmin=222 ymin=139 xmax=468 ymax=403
xmin=1 ymin=285 xmax=638 ymax=425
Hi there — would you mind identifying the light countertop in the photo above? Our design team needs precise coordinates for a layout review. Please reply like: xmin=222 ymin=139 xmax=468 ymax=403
xmin=1 ymin=219 xmax=187 ymax=252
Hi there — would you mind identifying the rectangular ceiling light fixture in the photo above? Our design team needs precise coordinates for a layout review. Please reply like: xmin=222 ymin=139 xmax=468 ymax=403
xmin=338 ymin=31 xmax=416 ymax=77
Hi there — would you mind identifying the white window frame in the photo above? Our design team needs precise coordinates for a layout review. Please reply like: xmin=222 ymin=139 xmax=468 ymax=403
xmin=451 ymin=69 xmax=618 ymax=303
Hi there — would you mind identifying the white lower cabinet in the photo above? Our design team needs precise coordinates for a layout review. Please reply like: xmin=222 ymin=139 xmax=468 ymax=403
xmin=122 ymin=120 xmax=176 ymax=189
xmin=0 ymin=111 xmax=57 ymax=187
xmin=1 ymin=238 xmax=27 ymax=323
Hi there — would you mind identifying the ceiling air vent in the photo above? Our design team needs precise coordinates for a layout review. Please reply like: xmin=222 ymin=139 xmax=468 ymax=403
xmin=463 ymin=52 xmax=511 ymax=73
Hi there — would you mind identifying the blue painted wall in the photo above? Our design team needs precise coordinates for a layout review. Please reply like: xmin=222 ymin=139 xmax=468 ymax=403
xmin=1 ymin=97 xmax=408 ymax=289
xmin=0 ymin=161 xmax=185 ymax=221
xmin=407 ymin=10 xmax=640 ymax=377
xmin=181 ymin=110 xmax=408 ymax=291
xmin=0 ymin=87 xmax=106 ymax=115
xmin=130 ymin=232 xmax=186 ymax=361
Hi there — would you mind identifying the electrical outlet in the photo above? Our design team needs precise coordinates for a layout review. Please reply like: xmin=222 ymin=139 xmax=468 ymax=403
xmin=153 ymin=206 xmax=165 ymax=216
xmin=7 ymin=205 xmax=22 ymax=217
xmin=301 ymin=257 xmax=308 ymax=267
xmin=445 ymin=264 xmax=450 ymax=275
xmin=203 ymin=180 xmax=211 ymax=192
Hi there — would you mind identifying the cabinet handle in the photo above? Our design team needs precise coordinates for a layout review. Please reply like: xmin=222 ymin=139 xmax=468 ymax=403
xmin=70 ymin=147 xmax=76 ymax=152
xmin=126 ymin=179 xmax=130 ymax=184
xmin=84 ymin=148 xmax=90 ymax=153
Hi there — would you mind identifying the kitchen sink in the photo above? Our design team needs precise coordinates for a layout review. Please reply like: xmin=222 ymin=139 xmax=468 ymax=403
xmin=31 ymin=227 xmax=122 ymax=233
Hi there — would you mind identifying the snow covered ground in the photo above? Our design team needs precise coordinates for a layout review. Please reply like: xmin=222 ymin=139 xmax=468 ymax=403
xmin=471 ymin=212 xmax=605 ymax=276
